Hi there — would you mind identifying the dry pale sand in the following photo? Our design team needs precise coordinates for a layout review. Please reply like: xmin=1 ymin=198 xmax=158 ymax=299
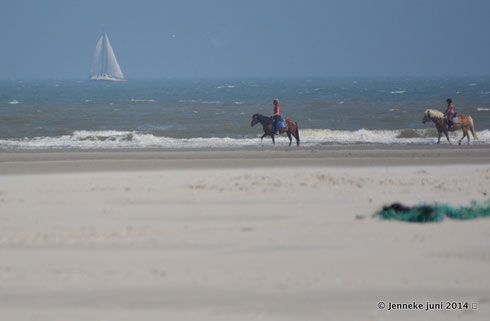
xmin=0 ymin=146 xmax=489 ymax=321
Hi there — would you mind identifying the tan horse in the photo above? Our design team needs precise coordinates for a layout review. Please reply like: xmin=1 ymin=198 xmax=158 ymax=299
xmin=422 ymin=109 xmax=478 ymax=145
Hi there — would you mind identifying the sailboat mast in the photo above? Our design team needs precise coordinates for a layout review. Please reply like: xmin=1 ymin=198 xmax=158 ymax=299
xmin=101 ymin=33 xmax=106 ymax=76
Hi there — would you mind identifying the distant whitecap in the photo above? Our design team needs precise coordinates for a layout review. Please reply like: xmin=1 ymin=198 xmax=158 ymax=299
xmin=130 ymin=98 xmax=157 ymax=102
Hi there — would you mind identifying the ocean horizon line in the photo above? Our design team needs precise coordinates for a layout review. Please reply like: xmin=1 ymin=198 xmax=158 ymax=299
xmin=2 ymin=74 xmax=490 ymax=81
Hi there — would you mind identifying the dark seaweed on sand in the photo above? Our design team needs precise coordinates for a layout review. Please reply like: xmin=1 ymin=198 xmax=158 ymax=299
xmin=376 ymin=200 xmax=490 ymax=223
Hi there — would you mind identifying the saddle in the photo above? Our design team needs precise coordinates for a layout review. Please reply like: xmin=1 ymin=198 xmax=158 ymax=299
xmin=277 ymin=120 xmax=287 ymax=129
xmin=271 ymin=116 xmax=286 ymax=129
xmin=445 ymin=113 xmax=459 ymax=126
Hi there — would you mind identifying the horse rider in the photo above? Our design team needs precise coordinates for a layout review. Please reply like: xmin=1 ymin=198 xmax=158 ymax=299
xmin=271 ymin=98 xmax=282 ymax=133
xmin=443 ymin=98 xmax=456 ymax=130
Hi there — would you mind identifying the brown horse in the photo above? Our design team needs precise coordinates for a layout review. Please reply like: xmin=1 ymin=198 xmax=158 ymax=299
xmin=422 ymin=109 xmax=478 ymax=145
xmin=251 ymin=114 xmax=300 ymax=146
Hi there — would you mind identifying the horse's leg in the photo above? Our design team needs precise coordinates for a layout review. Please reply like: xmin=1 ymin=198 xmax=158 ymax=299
xmin=459 ymin=128 xmax=467 ymax=145
xmin=271 ymin=134 xmax=275 ymax=144
xmin=465 ymin=127 xmax=470 ymax=145
xmin=293 ymin=123 xmax=300 ymax=146
xmin=437 ymin=131 xmax=441 ymax=144
xmin=260 ymin=133 xmax=267 ymax=146
xmin=287 ymin=132 xmax=292 ymax=146
xmin=444 ymin=130 xmax=451 ymax=144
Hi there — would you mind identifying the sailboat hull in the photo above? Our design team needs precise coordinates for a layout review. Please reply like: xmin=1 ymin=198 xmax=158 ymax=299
xmin=89 ymin=75 xmax=127 ymax=82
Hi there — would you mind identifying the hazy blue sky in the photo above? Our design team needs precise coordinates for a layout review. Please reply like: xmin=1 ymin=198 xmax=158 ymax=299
xmin=1 ymin=0 xmax=489 ymax=78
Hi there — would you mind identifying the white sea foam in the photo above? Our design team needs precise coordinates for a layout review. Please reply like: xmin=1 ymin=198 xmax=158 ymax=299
xmin=468 ymin=83 xmax=477 ymax=86
xmin=1 ymin=129 xmax=489 ymax=150
xmin=477 ymin=108 xmax=490 ymax=111
xmin=390 ymin=90 xmax=406 ymax=94
xmin=0 ymin=131 xmax=258 ymax=149
xmin=217 ymin=85 xmax=235 ymax=89
xmin=300 ymin=128 xmax=489 ymax=145
xmin=8 ymin=99 xmax=20 ymax=104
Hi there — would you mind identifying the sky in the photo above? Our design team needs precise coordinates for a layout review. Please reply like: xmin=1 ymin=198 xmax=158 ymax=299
xmin=1 ymin=0 xmax=489 ymax=79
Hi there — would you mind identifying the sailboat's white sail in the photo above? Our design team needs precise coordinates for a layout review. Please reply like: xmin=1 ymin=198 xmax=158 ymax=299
xmin=103 ymin=34 xmax=124 ymax=79
xmin=90 ymin=36 xmax=103 ymax=75
xmin=90 ymin=32 xmax=126 ymax=81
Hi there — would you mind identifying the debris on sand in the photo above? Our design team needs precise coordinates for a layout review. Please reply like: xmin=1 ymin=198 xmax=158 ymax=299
xmin=376 ymin=200 xmax=490 ymax=223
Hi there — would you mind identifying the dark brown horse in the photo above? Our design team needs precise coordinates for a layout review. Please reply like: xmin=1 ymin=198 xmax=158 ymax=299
xmin=251 ymin=114 xmax=300 ymax=146
xmin=422 ymin=109 xmax=478 ymax=145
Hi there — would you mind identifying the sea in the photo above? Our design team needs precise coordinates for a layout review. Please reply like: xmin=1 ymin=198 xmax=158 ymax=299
xmin=1 ymin=77 xmax=489 ymax=149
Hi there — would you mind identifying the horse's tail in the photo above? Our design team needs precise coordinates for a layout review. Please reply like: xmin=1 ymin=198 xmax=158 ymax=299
xmin=468 ymin=116 xmax=478 ymax=139
xmin=294 ymin=122 xmax=300 ymax=146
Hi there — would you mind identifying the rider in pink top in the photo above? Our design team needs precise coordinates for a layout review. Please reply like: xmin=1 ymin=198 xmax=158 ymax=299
xmin=271 ymin=98 xmax=282 ymax=132
xmin=443 ymin=98 xmax=456 ymax=129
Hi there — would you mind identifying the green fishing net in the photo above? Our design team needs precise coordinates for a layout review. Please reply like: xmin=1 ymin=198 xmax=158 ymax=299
xmin=376 ymin=199 xmax=490 ymax=223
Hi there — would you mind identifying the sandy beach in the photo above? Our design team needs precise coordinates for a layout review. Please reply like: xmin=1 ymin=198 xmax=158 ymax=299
xmin=0 ymin=146 xmax=489 ymax=321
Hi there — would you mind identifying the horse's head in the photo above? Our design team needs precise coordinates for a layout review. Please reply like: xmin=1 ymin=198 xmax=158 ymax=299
xmin=423 ymin=109 xmax=444 ymax=124
xmin=251 ymin=114 xmax=259 ymax=127
xmin=422 ymin=110 xmax=430 ymax=123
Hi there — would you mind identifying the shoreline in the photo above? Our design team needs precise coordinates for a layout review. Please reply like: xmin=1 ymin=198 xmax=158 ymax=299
xmin=1 ymin=144 xmax=489 ymax=175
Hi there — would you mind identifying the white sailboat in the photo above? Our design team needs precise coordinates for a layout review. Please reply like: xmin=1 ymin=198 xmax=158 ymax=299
xmin=90 ymin=32 xmax=126 ymax=82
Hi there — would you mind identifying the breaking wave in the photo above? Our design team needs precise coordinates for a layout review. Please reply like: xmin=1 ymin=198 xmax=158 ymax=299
xmin=1 ymin=128 xmax=489 ymax=149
